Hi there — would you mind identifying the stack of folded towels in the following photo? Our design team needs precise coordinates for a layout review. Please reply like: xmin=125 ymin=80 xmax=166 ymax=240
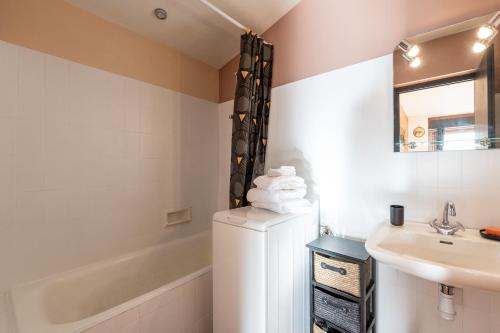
xmin=247 ymin=166 xmax=311 ymax=214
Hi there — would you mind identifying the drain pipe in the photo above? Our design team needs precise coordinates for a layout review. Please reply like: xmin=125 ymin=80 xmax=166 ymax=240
xmin=438 ymin=284 xmax=456 ymax=320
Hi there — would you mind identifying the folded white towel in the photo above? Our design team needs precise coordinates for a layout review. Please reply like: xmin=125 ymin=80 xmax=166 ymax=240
xmin=252 ymin=198 xmax=312 ymax=214
xmin=253 ymin=175 xmax=305 ymax=191
xmin=247 ymin=187 xmax=306 ymax=203
xmin=267 ymin=166 xmax=296 ymax=177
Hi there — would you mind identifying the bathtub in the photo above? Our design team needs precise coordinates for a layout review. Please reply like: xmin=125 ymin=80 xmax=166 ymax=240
xmin=9 ymin=232 xmax=212 ymax=333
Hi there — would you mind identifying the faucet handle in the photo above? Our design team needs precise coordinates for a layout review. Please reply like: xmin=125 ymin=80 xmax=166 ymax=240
xmin=429 ymin=219 xmax=439 ymax=232
xmin=448 ymin=221 xmax=465 ymax=235
xmin=455 ymin=221 xmax=465 ymax=232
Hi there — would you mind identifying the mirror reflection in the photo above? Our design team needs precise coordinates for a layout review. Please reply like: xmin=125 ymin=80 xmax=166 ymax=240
xmin=394 ymin=11 xmax=500 ymax=152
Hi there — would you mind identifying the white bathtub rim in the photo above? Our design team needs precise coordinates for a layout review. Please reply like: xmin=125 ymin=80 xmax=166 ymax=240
xmin=10 ymin=231 xmax=211 ymax=333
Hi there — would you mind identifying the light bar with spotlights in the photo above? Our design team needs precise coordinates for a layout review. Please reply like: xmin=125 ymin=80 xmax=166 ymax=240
xmin=398 ymin=40 xmax=421 ymax=68
xmin=472 ymin=11 xmax=499 ymax=53
xmin=398 ymin=40 xmax=420 ymax=58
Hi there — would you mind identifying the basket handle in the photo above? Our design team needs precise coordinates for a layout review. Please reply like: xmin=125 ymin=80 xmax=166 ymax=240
xmin=315 ymin=318 xmax=328 ymax=331
xmin=320 ymin=262 xmax=347 ymax=275
xmin=321 ymin=297 xmax=349 ymax=314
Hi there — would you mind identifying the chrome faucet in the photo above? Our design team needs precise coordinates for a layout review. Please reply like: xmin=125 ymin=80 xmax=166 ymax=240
xmin=442 ymin=201 xmax=456 ymax=226
xmin=429 ymin=201 xmax=465 ymax=235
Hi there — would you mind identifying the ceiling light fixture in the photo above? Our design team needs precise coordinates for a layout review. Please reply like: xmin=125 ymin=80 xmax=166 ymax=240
xmin=406 ymin=45 xmax=420 ymax=58
xmin=153 ymin=8 xmax=167 ymax=20
xmin=477 ymin=24 xmax=497 ymax=39
xmin=472 ymin=11 xmax=499 ymax=53
xmin=398 ymin=40 xmax=420 ymax=58
xmin=398 ymin=40 xmax=421 ymax=68
xmin=472 ymin=40 xmax=488 ymax=53
xmin=409 ymin=57 xmax=421 ymax=68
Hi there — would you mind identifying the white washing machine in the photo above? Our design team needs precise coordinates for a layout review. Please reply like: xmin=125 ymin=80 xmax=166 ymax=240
xmin=212 ymin=203 xmax=319 ymax=333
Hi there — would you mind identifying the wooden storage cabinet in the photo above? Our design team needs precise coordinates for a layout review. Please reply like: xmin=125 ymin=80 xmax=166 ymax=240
xmin=307 ymin=236 xmax=376 ymax=333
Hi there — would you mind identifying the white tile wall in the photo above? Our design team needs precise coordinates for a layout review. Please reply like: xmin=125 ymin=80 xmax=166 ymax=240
xmin=0 ymin=40 xmax=219 ymax=292
xmin=378 ymin=264 xmax=500 ymax=333
xmin=83 ymin=272 xmax=212 ymax=333
xmin=218 ymin=54 xmax=500 ymax=332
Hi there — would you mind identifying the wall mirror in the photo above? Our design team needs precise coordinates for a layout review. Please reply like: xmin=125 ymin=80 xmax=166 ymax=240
xmin=394 ymin=11 xmax=500 ymax=152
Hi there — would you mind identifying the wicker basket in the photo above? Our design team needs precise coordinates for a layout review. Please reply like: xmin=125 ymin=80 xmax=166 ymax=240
xmin=314 ymin=253 xmax=371 ymax=297
xmin=314 ymin=288 xmax=360 ymax=333
xmin=313 ymin=323 xmax=327 ymax=333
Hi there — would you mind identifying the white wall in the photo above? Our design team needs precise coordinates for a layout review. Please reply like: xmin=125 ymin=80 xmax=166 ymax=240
xmin=218 ymin=55 xmax=500 ymax=332
xmin=0 ymin=40 xmax=219 ymax=292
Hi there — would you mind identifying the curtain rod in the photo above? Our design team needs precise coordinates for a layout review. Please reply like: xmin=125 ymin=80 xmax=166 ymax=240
xmin=198 ymin=0 xmax=251 ymax=33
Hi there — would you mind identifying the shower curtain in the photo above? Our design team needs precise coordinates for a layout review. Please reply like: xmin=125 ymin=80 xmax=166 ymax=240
xmin=229 ymin=32 xmax=273 ymax=209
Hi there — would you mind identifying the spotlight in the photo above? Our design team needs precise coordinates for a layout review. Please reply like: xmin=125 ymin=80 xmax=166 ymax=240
xmin=477 ymin=24 xmax=497 ymax=39
xmin=406 ymin=45 xmax=420 ymax=58
xmin=409 ymin=57 xmax=421 ymax=68
xmin=472 ymin=40 xmax=488 ymax=53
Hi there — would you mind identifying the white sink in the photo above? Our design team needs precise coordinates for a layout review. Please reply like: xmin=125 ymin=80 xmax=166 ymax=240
xmin=365 ymin=221 xmax=500 ymax=291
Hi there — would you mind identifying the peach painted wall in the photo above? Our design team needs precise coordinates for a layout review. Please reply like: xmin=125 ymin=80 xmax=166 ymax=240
xmin=219 ymin=0 xmax=500 ymax=102
xmin=0 ymin=0 xmax=219 ymax=102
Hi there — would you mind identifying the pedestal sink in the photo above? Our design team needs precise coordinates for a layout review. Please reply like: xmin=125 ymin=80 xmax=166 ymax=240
xmin=365 ymin=221 xmax=500 ymax=291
